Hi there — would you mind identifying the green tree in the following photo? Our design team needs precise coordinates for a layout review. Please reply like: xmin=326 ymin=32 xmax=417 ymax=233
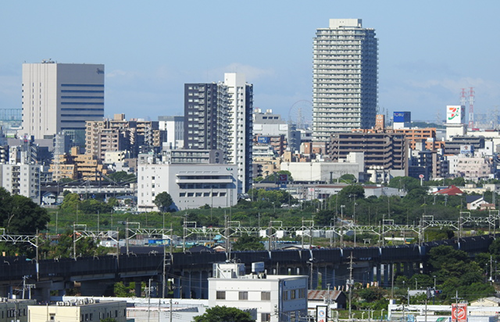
xmin=39 ymin=230 xmax=109 ymax=259
xmin=338 ymin=184 xmax=364 ymax=200
xmin=79 ymin=199 xmax=113 ymax=214
xmin=100 ymin=318 xmax=117 ymax=322
xmin=315 ymin=209 xmax=335 ymax=226
xmin=489 ymin=238 xmax=500 ymax=255
xmin=427 ymin=245 xmax=468 ymax=273
xmin=0 ymin=190 xmax=50 ymax=234
xmin=59 ymin=193 xmax=81 ymax=214
xmin=339 ymin=173 xmax=356 ymax=184
xmin=106 ymin=171 xmax=136 ymax=183
xmin=355 ymin=286 xmax=387 ymax=302
xmin=154 ymin=191 xmax=174 ymax=212
xmin=193 ymin=306 xmax=254 ymax=322
xmin=388 ymin=176 xmax=421 ymax=191
xmin=114 ymin=281 xmax=135 ymax=297
xmin=232 ymin=235 xmax=265 ymax=251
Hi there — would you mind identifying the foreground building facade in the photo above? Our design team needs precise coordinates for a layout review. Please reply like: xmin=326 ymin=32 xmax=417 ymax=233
xmin=209 ymin=263 xmax=308 ymax=322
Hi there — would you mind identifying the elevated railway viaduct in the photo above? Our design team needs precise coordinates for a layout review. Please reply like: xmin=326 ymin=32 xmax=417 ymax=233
xmin=0 ymin=235 xmax=492 ymax=301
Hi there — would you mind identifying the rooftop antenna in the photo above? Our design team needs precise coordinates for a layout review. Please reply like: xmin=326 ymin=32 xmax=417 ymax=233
xmin=460 ymin=88 xmax=468 ymax=127
xmin=469 ymin=87 xmax=475 ymax=129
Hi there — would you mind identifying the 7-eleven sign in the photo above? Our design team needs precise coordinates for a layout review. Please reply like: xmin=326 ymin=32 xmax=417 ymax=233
xmin=451 ymin=303 xmax=467 ymax=322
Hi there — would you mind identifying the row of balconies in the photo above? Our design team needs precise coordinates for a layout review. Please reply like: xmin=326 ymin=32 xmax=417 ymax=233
xmin=313 ymin=48 xmax=362 ymax=53
xmin=314 ymin=100 xmax=363 ymax=105
xmin=314 ymin=60 xmax=362 ymax=65
xmin=314 ymin=93 xmax=362 ymax=98
xmin=313 ymin=101 xmax=369 ymax=107
xmin=314 ymin=66 xmax=362 ymax=71
xmin=313 ymin=82 xmax=362 ymax=88
xmin=314 ymin=82 xmax=361 ymax=87
xmin=313 ymin=78 xmax=362 ymax=83
xmin=314 ymin=91 xmax=362 ymax=97
xmin=314 ymin=58 xmax=362 ymax=63
xmin=315 ymin=37 xmax=362 ymax=43
xmin=313 ymin=51 xmax=362 ymax=56
xmin=314 ymin=113 xmax=361 ymax=118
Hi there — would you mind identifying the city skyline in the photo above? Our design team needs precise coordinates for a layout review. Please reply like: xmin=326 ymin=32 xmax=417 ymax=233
xmin=1 ymin=1 xmax=500 ymax=124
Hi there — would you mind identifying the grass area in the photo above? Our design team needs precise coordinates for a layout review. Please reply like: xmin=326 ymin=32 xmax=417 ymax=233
xmin=45 ymin=206 xmax=421 ymax=250
xmin=45 ymin=205 xmax=316 ymax=236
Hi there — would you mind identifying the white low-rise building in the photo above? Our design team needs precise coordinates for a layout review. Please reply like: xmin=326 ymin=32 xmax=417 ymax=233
xmin=208 ymin=263 xmax=308 ymax=322
xmin=28 ymin=298 xmax=127 ymax=322
xmin=137 ymin=159 xmax=237 ymax=212
xmin=0 ymin=163 xmax=40 ymax=204
xmin=281 ymin=152 xmax=365 ymax=183
xmin=448 ymin=154 xmax=493 ymax=181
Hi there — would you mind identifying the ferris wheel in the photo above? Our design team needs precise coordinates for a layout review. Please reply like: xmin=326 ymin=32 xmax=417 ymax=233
xmin=288 ymin=100 xmax=312 ymax=129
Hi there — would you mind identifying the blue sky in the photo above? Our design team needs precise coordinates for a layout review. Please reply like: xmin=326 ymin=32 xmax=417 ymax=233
xmin=1 ymin=1 xmax=499 ymax=123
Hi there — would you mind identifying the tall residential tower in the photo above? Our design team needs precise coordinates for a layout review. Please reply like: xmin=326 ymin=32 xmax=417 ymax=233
xmin=184 ymin=73 xmax=253 ymax=195
xmin=313 ymin=19 xmax=378 ymax=141
xmin=21 ymin=60 xmax=105 ymax=143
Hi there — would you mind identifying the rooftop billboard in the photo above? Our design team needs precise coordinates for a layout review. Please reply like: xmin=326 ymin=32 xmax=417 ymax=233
xmin=446 ymin=105 xmax=465 ymax=124
xmin=393 ymin=111 xmax=411 ymax=123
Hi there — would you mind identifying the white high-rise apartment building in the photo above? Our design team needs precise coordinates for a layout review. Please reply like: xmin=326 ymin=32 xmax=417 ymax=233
xmin=21 ymin=60 xmax=105 ymax=141
xmin=313 ymin=19 xmax=378 ymax=141
xmin=224 ymin=73 xmax=253 ymax=194
xmin=184 ymin=73 xmax=253 ymax=195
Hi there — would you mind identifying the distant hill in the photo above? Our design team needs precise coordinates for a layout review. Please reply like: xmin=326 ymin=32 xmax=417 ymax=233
xmin=411 ymin=121 xmax=445 ymax=129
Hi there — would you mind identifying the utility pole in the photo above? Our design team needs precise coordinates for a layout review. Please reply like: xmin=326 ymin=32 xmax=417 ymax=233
xmin=126 ymin=219 xmax=130 ymax=255
xmin=170 ymin=298 xmax=173 ymax=322
xmin=148 ymin=278 xmax=152 ymax=322
xmin=391 ymin=264 xmax=395 ymax=299
xmin=348 ymin=252 xmax=354 ymax=322
xmin=340 ymin=205 xmax=345 ymax=247
xmin=452 ymin=291 xmax=461 ymax=322
xmin=490 ymin=255 xmax=494 ymax=282
xmin=182 ymin=215 xmax=187 ymax=253
xmin=73 ymin=222 xmax=76 ymax=259
xmin=162 ymin=240 xmax=166 ymax=299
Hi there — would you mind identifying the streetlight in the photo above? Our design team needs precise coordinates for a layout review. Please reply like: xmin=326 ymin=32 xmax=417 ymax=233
xmin=307 ymin=259 xmax=314 ymax=290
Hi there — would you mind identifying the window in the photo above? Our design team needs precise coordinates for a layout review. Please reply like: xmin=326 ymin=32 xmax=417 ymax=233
xmin=261 ymin=291 xmax=271 ymax=301
xmin=283 ymin=290 xmax=288 ymax=300
xmin=261 ymin=313 xmax=271 ymax=322
xmin=299 ymin=288 xmax=306 ymax=298
xmin=239 ymin=291 xmax=248 ymax=300
xmin=216 ymin=291 xmax=226 ymax=300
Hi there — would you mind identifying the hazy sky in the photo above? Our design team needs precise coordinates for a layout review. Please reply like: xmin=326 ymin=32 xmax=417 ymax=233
xmin=1 ymin=1 xmax=499 ymax=123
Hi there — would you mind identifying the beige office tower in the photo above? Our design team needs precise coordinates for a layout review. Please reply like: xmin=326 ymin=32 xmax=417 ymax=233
xmin=20 ymin=60 xmax=105 ymax=144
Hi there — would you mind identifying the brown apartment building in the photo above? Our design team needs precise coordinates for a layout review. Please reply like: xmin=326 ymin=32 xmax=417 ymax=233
xmin=328 ymin=132 xmax=408 ymax=174
xmin=352 ymin=127 xmax=445 ymax=150
xmin=85 ymin=114 xmax=162 ymax=161
xmin=50 ymin=146 xmax=108 ymax=182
